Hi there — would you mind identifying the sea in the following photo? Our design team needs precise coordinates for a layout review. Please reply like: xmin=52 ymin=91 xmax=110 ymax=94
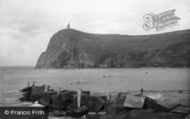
xmin=0 ymin=66 xmax=190 ymax=106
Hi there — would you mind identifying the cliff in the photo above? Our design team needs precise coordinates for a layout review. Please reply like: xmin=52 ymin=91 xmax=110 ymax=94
xmin=35 ymin=29 xmax=190 ymax=68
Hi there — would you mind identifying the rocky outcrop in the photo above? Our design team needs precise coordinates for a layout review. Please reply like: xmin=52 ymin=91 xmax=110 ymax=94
xmin=35 ymin=29 xmax=190 ymax=68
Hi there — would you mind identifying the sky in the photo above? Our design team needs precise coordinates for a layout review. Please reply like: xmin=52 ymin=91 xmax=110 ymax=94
xmin=0 ymin=0 xmax=190 ymax=66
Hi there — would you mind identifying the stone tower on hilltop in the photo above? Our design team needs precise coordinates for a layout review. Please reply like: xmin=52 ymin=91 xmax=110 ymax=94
xmin=67 ymin=23 xmax=70 ymax=29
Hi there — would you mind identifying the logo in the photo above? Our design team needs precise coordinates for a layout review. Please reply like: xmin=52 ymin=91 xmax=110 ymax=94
xmin=143 ymin=9 xmax=180 ymax=31
xmin=0 ymin=107 xmax=48 ymax=119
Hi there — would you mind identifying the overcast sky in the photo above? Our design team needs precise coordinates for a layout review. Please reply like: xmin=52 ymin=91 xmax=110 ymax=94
xmin=0 ymin=0 xmax=190 ymax=66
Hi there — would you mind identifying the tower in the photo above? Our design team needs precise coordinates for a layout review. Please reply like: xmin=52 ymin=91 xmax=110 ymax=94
xmin=67 ymin=23 xmax=70 ymax=29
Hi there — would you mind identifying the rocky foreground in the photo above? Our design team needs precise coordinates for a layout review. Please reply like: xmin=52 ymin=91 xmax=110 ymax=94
xmin=35 ymin=28 xmax=190 ymax=69
xmin=19 ymin=83 xmax=190 ymax=119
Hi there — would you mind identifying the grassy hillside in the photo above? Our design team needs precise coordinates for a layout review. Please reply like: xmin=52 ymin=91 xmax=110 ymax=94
xmin=35 ymin=29 xmax=190 ymax=68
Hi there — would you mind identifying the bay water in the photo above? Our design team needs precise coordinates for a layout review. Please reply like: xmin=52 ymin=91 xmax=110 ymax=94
xmin=0 ymin=67 xmax=189 ymax=106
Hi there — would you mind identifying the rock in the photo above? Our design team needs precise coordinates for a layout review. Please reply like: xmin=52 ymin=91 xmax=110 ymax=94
xmin=127 ymin=110 xmax=184 ymax=119
xmin=19 ymin=85 xmax=47 ymax=102
xmin=145 ymin=94 xmax=180 ymax=112
xmin=66 ymin=105 xmax=89 ymax=118
xmin=157 ymin=98 xmax=179 ymax=110
xmin=100 ymin=111 xmax=129 ymax=119
xmin=171 ymin=106 xmax=190 ymax=113
xmin=114 ymin=98 xmax=125 ymax=108
xmin=88 ymin=96 xmax=106 ymax=113
xmin=35 ymin=28 xmax=190 ymax=68
xmin=185 ymin=115 xmax=190 ymax=119
xmin=71 ymin=94 xmax=90 ymax=106
xmin=39 ymin=91 xmax=57 ymax=106
xmin=51 ymin=91 xmax=74 ymax=110
xmin=123 ymin=95 xmax=146 ymax=108
xmin=146 ymin=93 xmax=165 ymax=101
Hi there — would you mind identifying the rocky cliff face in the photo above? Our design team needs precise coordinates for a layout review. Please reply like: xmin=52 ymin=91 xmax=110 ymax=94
xmin=35 ymin=29 xmax=190 ymax=68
